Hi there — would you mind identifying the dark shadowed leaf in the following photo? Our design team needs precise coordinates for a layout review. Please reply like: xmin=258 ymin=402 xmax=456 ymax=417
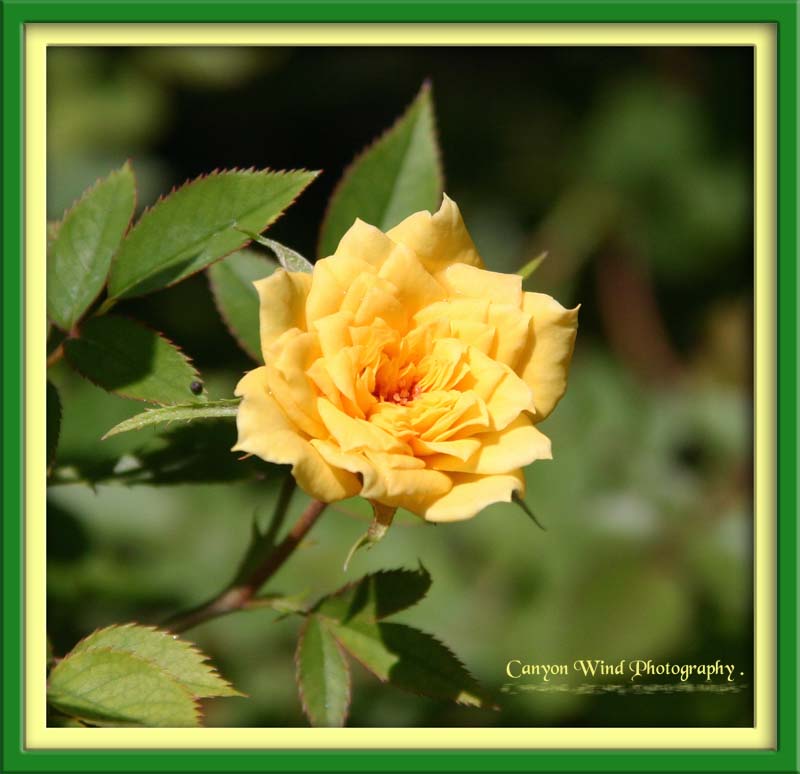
xmin=47 ymin=162 xmax=136 ymax=330
xmin=318 ymin=83 xmax=442 ymax=258
xmin=64 ymin=315 xmax=206 ymax=405
xmin=207 ymin=249 xmax=273 ymax=361
xmin=314 ymin=566 xmax=431 ymax=624
xmin=330 ymin=619 xmax=491 ymax=708
xmin=295 ymin=616 xmax=351 ymax=727
xmin=108 ymin=168 xmax=317 ymax=300
xmin=50 ymin=420 xmax=268 ymax=488
xmin=47 ymin=381 xmax=62 ymax=470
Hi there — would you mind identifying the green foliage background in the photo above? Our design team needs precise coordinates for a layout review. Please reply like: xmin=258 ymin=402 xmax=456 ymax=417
xmin=46 ymin=45 xmax=753 ymax=727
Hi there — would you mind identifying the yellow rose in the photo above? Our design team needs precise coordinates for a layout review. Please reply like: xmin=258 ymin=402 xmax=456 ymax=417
xmin=234 ymin=197 xmax=578 ymax=521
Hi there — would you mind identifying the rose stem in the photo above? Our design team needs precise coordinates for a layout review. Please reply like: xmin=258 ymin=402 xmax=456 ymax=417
xmin=46 ymin=344 xmax=64 ymax=368
xmin=164 ymin=497 xmax=327 ymax=634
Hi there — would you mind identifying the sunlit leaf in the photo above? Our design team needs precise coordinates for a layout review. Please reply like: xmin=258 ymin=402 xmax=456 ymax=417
xmin=64 ymin=315 xmax=205 ymax=405
xmin=70 ymin=624 xmax=242 ymax=698
xmin=108 ymin=168 xmax=317 ymax=300
xmin=245 ymin=232 xmax=314 ymax=274
xmin=318 ymin=83 xmax=442 ymax=258
xmin=47 ymin=162 xmax=136 ymax=330
xmin=295 ymin=616 xmax=350 ymax=727
xmin=102 ymin=399 xmax=239 ymax=439
xmin=47 ymin=649 xmax=200 ymax=728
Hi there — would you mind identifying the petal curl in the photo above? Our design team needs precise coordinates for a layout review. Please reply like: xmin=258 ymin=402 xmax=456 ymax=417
xmin=233 ymin=368 xmax=359 ymax=501
xmin=255 ymin=269 xmax=312 ymax=360
xmin=387 ymin=195 xmax=484 ymax=275
xmin=422 ymin=470 xmax=525 ymax=522
xmin=425 ymin=414 xmax=551 ymax=474
xmin=516 ymin=293 xmax=580 ymax=422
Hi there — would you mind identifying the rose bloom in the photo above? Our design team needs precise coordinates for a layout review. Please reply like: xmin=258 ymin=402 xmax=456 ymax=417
xmin=234 ymin=197 xmax=578 ymax=521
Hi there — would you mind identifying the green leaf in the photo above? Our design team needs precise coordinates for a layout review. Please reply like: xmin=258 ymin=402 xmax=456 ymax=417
xmin=330 ymin=619 xmax=491 ymax=709
xmin=47 ymin=649 xmax=200 ymax=727
xmin=47 ymin=381 xmax=62 ymax=470
xmin=512 ymin=493 xmax=547 ymax=531
xmin=108 ymin=168 xmax=317 ymax=300
xmin=295 ymin=616 xmax=351 ymax=727
xmin=47 ymin=162 xmax=136 ymax=330
xmin=102 ymin=399 xmax=239 ymax=439
xmin=48 ymin=711 xmax=87 ymax=728
xmin=245 ymin=232 xmax=314 ymax=274
xmin=207 ymin=249 xmax=273 ymax=361
xmin=314 ymin=566 xmax=431 ymax=624
xmin=318 ymin=82 xmax=442 ymax=258
xmin=51 ymin=420 xmax=267 ymax=488
xmin=64 ymin=315 xmax=206 ymax=406
xmin=517 ymin=251 xmax=549 ymax=281
xmin=342 ymin=501 xmax=396 ymax=572
xmin=70 ymin=624 xmax=242 ymax=698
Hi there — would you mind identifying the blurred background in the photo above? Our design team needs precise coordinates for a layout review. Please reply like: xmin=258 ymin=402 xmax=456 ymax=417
xmin=46 ymin=45 xmax=754 ymax=727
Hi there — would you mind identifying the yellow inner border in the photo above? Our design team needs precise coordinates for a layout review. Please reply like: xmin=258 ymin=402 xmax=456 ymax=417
xmin=26 ymin=23 xmax=776 ymax=750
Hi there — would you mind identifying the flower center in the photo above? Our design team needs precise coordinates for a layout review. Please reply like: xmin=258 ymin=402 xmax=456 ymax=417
xmin=372 ymin=349 xmax=422 ymax=406
xmin=386 ymin=380 xmax=421 ymax=406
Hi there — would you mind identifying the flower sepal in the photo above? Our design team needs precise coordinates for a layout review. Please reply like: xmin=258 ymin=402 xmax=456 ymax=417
xmin=342 ymin=501 xmax=396 ymax=572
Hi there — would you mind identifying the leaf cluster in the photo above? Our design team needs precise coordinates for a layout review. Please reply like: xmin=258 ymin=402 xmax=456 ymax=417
xmin=295 ymin=565 xmax=493 ymax=727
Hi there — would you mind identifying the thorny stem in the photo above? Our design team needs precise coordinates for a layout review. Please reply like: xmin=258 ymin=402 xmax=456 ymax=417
xmin=165 ymin=497 xmax=327 ymax=634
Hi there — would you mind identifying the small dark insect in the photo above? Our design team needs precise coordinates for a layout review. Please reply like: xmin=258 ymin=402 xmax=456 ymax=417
xmin=190 ymin=380 xmax=203 ymax=396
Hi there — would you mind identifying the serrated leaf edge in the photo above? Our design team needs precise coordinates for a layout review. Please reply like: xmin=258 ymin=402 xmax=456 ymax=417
xmin=317 ymin=81 xmax=443 ymax=259
xmin=67 ymin=622 xmax=243 ymax=699
xmin=47 ymin=644 xmax=204 ymax=728
xmin=329 ymin=621 xmax=494 ymax=710
xmin=48 ymin=160 xmax=138 ymax=331
xmin=63 ymin=315 xmax=207 ymax=406
xmin=108 ymin=168 xmax=319 ymax=300
xmin=295 ymin=616 xmax=352 ymax=728
xmin=101 ymin=398 xmax=240 ymax=439
xmin=312 ymin=565 xmax=432 ymax=623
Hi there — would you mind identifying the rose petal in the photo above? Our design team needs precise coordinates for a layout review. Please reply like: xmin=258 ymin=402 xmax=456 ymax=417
xmin=305 ymin=253 xmax=376 ymax=323
xmin=254 ymin=269 xmax=312 ymax=360
xmin=312 ymin=441 xmax=451 ymax=511
xmin=516 ymin=293 xmax=580 ymax=422
xmin=234 ymin=368 xmax=359 ymax=501
xmin=422 ymin=470 xmax=525 ymax=522
xmin=438 ymin=263 xmax=522 ymax=307
xmin=457 ymin=345 xmax=533 ymax=431
xmin=386 ymin=194 xmax=484 ymax=275
xmin=317 ymin=397 xmax=410 ymax=454
xmin=332 ymin=217 xmax=404 ymax=268
xmin=487 ymin=303 xmax=533 ymax=369
xmin=261 ymin=333 xmax=328 ymax=439
xmin=378 ymin=248 xmax=446 ymax=315
xmin=425 ymin=414 xmax=552 ymax=474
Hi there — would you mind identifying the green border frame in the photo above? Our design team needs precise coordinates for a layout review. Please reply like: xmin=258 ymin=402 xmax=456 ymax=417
xmin=2 ymin=1 xmax=797 ymax=772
